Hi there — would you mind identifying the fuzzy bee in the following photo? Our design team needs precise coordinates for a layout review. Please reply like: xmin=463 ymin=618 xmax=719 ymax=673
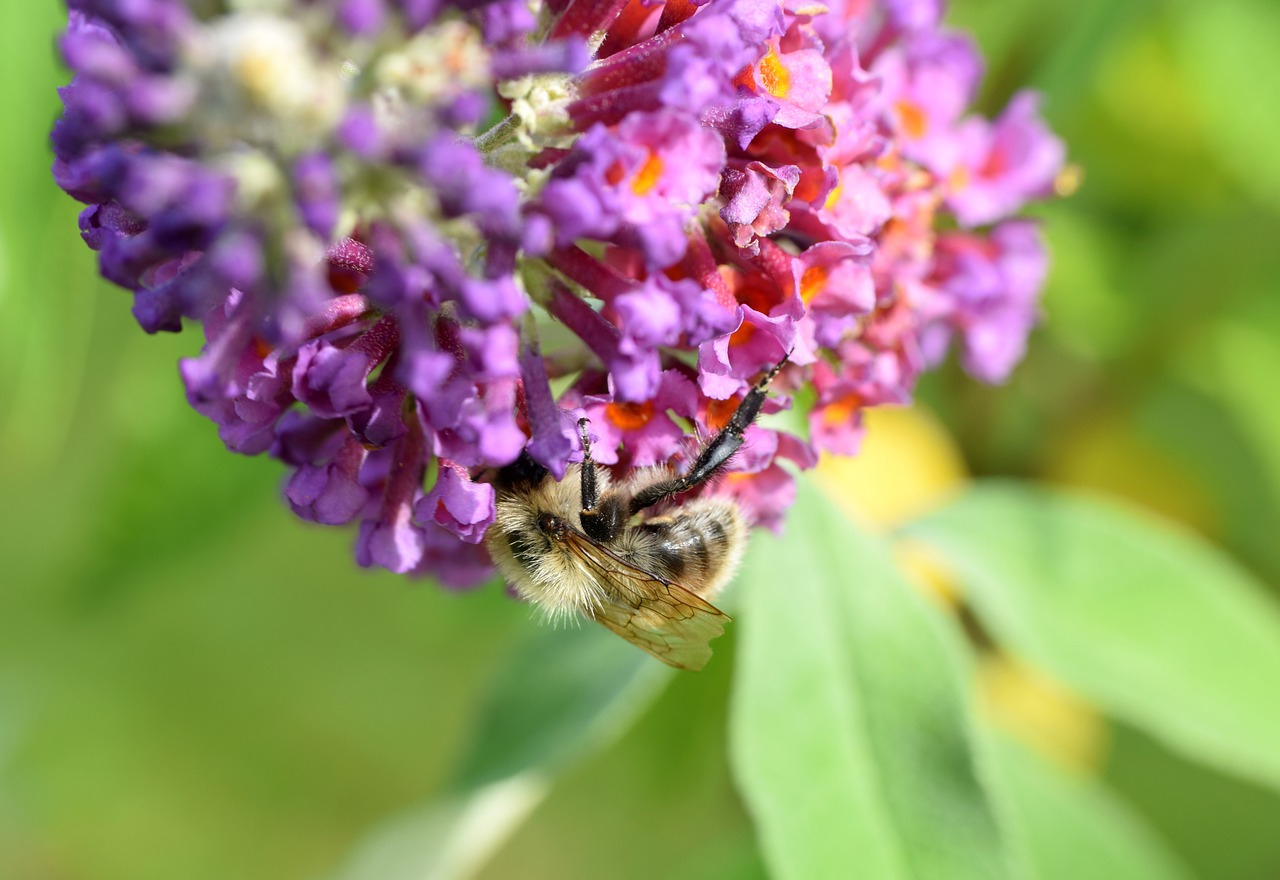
xmin=486 ymin=358 xmax=786 ymax=670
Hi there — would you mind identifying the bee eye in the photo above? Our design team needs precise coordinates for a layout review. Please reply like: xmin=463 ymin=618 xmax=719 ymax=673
xmin=537 ymin=512 xmax=567 ymax=539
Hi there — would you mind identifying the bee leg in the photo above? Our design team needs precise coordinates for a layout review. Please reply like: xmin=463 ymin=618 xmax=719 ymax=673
xmin=577 ymin=417 xmax=600 ymax=511
xmin=629 ymin=354 xmax=789 ymax=514
xmin=578 ymin=417 xmax=627 ymax=542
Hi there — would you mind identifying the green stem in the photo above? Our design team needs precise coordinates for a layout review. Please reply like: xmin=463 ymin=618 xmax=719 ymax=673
xmin=475 ymin=113 xmax=521 ymax=154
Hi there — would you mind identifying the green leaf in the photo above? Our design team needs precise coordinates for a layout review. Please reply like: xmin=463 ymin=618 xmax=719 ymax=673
xmin=988 ymin=735 xmax=1193 ymax=880
xmin=322 ymin=776 xmax=550 ymax=880
xmin=1106 ymin=723 xmax=1280 ymax=880
xmin=730 ymin=478 xmax=1011 ymax=880
xmin=907 ymin=483 xmax=1280 ymax=790
xmin=326 ymin=624 xmax=672 ymax=880
xmin=453 ymin=622 xmax=672 ymax=790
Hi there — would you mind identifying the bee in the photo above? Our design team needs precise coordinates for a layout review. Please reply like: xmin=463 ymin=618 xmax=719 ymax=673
xmin=486 ymin=357 xmax=787 ymax=670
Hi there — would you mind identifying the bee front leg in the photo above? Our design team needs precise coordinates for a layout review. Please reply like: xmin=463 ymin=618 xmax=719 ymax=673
xmin=629 ymin=354 xmax=789 ymax=515
xmin=577 ymin=417 xmax=600 ymax=511
xmin=578 ymin=417 xmax=626 ymax=542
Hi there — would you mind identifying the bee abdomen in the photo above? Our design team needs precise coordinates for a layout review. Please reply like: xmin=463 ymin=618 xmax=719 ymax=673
xmin=637 ymin=505 xmax=739 ymax=591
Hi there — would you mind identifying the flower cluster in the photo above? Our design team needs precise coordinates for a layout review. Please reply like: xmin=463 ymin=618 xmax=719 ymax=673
xmin=53 ymin=0 xmax=1065 ymax=586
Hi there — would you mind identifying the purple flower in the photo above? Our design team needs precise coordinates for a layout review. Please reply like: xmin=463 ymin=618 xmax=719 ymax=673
xmin=946 ymin=91 xmax=1066 ymax=228
xmin=875 ymin=30 xmax=983 ymax=173
xmin=519 ymin=333 xmax=581 ymax=478
xmin=412 ymin=525 xmax=497 ymax=588
xmin=286 ymin=436 xmax=371 ymax=525
xmin=416 ymin=459 xmax=496 ymax=543
xmin=539 ymin=109 xmax=726 ymax=267
xmin=433 ymin=378 xmax=528 ymax=468
xmin=793 ymin=240 xmax=876 ymax=349
xmin=928 ymin=220 xmax=1049 ymax=383
xmin=720 ymin=161 xmax=801 ymax=252
xmin=292 ymin=317 xmax=399 ymax=419
xmin=612 ymin=280 xmax=684 ymax=368
xmin=357 ymin=419 xmax=430 ymax=574
xmin=698 ymin=305 xmax=796 ymax=399
xmin=51 ymin=0 xmax=1065 ymax=587
xmin=293 ymin=152 xmax=340 ymax=238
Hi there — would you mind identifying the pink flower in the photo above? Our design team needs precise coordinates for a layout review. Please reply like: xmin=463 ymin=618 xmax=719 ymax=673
xmin=946 ymin=91 xmax=1066 ymax=228
xmin=583 ymin=369 xmax=701 ymax=467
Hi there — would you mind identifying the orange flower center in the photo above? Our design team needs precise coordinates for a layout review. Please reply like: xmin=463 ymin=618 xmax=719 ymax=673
xmin=895 ymin=99 xmax=928 ymax=139
xmin=631 ymin=151 xmax=664 ymax=196
xmin=800 ymin=265 xmax=829 ymax=304
xmin=253 ymin=336 xmax=274 ymax=359
xmin=823 ymin=169 xmax=844 ymax=212
xmin=758 ymin=45 xmax=792 ymax=99
xmin=729 ymin=319 xmax=757 ymax=349
xmin=822 ymin=393 xmax=863 ymax=427
xmin=606 ymin=399 xmax=656 ymax=430
xmin=607 ymin=151 xmax=665 ymax=196
xmin=706 ymin=395 xmax=742 ymax=431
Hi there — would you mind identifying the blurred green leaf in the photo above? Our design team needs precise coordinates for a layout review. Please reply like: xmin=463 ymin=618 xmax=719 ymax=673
xmin=908 ymin=483 xmax=1280 ymax=790
xmin=454 ymin=623 xmax=671 ymax=790
xmin=1172 ymin=0 xmax=1280 ymax=211
xmin=1180 ymin=321 xmax=1280 ymax=528
xmin=988 ymin=734 xmax=1193 ymax=880
xmin=1106 ymin=723 xmax=1280 ymax=880
xmin=327 ymin=624 xmax=672 ymax=880
xmin=730 ymin=478 xmax=1011 ymax=880
xmin=322 ymin=777 xmax=550 ymax=880
xmin=1036 ymin=204 xmax=1134 ymax=364
xmin=473 ymin=639 xmax=757 ymax=880
xmin=1142 ymin=378 xmax=1280 ymax=584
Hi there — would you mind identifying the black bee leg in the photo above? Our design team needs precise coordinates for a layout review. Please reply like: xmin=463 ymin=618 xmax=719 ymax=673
xmin=629 ymin=354 xmax=789 ymax=515
xmin=577 ymin=417 xmax=600 ymax=511
xmin=578 ymin=417 xmax=626 ymax=542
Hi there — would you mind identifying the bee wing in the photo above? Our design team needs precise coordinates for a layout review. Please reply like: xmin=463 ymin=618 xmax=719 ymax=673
xmin=560 ymin=528 xmax=730 ymax=671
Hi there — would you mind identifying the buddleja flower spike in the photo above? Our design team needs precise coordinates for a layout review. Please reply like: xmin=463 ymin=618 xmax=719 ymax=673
xmin=53 ymin=0 xmax=1065 ymax=589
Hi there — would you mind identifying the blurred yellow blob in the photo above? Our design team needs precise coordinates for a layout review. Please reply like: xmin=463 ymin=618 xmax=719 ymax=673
xmin=1054 ymin=163 xmax=1084 ymax=198
xmin=978 ymin=653 xmax=1108 ymax=775
xmin=892 ymin=536 xmax=962 ymax=609
xmin=814 ymin=404 xmax=968 ymax=530
xmin=1046 ymin=410 xmax=1219 ymax=536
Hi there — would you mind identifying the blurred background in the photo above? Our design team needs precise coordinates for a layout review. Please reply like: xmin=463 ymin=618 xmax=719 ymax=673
xmin=2 ymin=1 xmax=1279 ymax=878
